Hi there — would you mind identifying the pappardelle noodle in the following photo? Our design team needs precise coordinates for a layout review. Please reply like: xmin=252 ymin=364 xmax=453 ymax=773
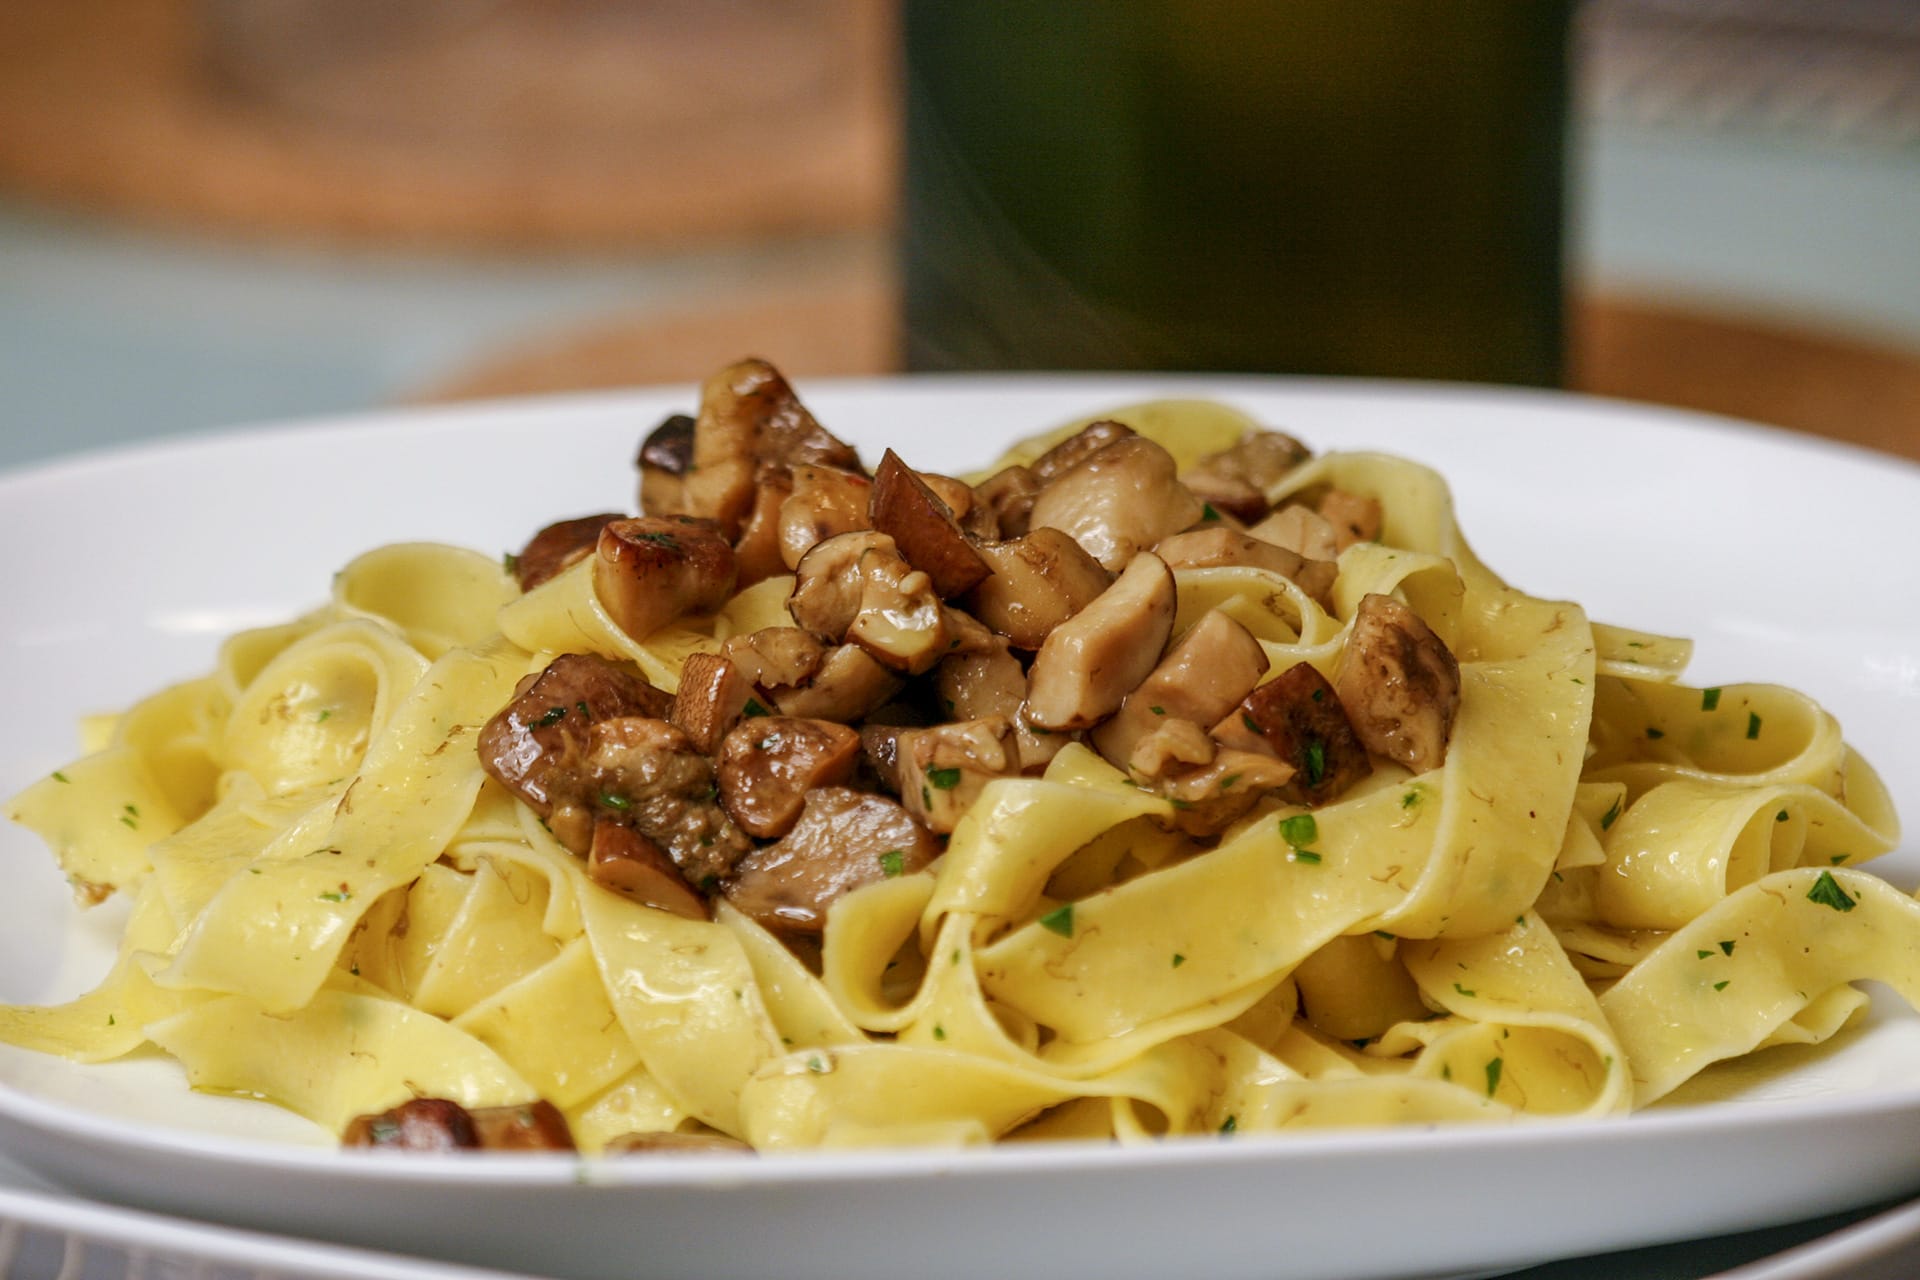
xmin=2 ymin=361 xmax=1907 ymax=1154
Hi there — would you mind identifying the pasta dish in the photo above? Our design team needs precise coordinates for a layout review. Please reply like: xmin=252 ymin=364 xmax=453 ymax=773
xmin=0 ymin=360 xmax=1906 ymax=1155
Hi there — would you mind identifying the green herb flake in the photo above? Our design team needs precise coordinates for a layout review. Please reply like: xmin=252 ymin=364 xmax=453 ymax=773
xmin=634 ymin=531 xmax=682 ymax=550
xmin=51 ymin=771 xmax=69 ymax=783
xmin=318 ymin=890 xmax=351 ymax=903
xmin=1747 ymin=712 xmax=1763 ymax=740
xmin=1242 ymin=713 xmax=1260 ymax=734
xmin=1453 ymin=982 xmax=1476 ymax=999
xmin=1645 ymin=727 xmax=1665 ymax=740
xmin=501 ymin=551 xmax=520 ymax=576
xmin=1279 ymin=813 xmax=1319 ymax=849
xmin=1696 ymin=949 xmax=1713 ymax=960
xmin=743 ymin=698 xmax=769 ymax=718
xmin=1832 ymin=854 xmax=1849 ymax=865
xmin=878 ymin=849 xmax=905 ymax=878
xmin=107 ymin=1014 xmax=116 ymax=1026
xmin=1167 ymin=797 xmax=1194 ymax=811
xmin=599 ymin=791 xmax=631 ymax=811
xmin=1599 ymin=797 xmax=1622 ymax=831
xmin=806 ymin=1056 xmax=827 ymax=1074
xmin=1713 ymin=980 xmax=1731 ymax=992
xmin=1485 ymin=1057 xmax=1503 ymax=1097
xmin=1171 ymin=953 xmax=1186 ymax=968
xmin=1374 ymin=930 xmax=1396 ymax=940
xmin=1039 ymin=904 xmax=1075 ymax=938
xmin=1719 ymin=940 xmax=1736 ymax=956
xmin=118 ymin=814 xmax=137 ymax=830
xmin=1807 ymin=870 xmax=1856 ymax=913
xmin=535 ymin=705 xmax=569 ymax=728
xmin=1304 ymin=739 xmax=1327 ymax=786
xmin=315 ymin=708 xmax=332 ymax=723
xmin=1219 ymin=773 xmax=1242 ymax=791
xmin=1202 ymin=503 xmax=1221 ymax=522
xmin=1150 ymin=705 xmax=1166 ymax=716
xmin=1400 ymin=788 xmax=1422 ymax=809
xmin=926 ymin=766 xmax=963 ymax=791
xmin=1776 ymin=810 xmax=1790 ymax=823
xmin=1219 ymin=1114 xmax=1238 ymax=1134
xmin=933 ymin=1024 xmax=947 ymax=1041
xmin=1701 ymin=687 xmax=1722 ymax=711
xmin=1292 ymin=850 xmax=1323 ymax=864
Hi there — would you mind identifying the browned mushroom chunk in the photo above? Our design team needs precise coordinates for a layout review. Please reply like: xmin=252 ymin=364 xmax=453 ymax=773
xmin=1250 ymin=505 xmax=1342 ymax=563
xmin=964 ymin=527 xmax=1113 ymax=650
xmin=721 ymin=627 xmax=830 ymax=694
xmin=1180 ymin=429 xmax=1312 ymax=524
xmin=777 ymin=465 xmax=874 ymax=570
xmin=787 ymin=531 xmax=950 ymax=673
xmin=1027 ymin=436 xmax=1206 ymax=572
xmin=1153 ymin=527 xmax=1338 ymax=610
xmin=513 ymin=513 xmax=624 ymax=592
xmin=636 ymin=413 xmax=695 ymax=518
xmin=893 ymin=717 xmax=1021 ymax=833
xmin=1335 ymin=593 xmax=1461 ymax=773
xmin=344 ymin=1098 xmax=480 ymax=1150
xmin=1212 ymin=662 xmax=1373 ymax=807
xmin=723 ymin=787 xmax=939 ymax=934
xmin=477 ymin=654 xmax=672 ymax=852
xmin=603 ymin=1129 xmax=753 ymax=1155
xmin=768 ymin=644 xmax=904 ymax=723
xmin=668 ymin=653 xmax=762 ymax=755
xmin=730 ymin=462 xmax=796 ymax=589
xmin=1318 ymin=489 xmax=1383 ymax=551
xmin=971 ymin=464 xmax=1041 ymax=539
xmin=1126 ymin=719 xmax=1296 ymax=838
xmin=588 ymin=821 xmax=708 ymax=920
xmin=1028 ymin=419 xmax=1136 ymax=484
xmin=1090 ymin=610 xmax=1270 ymax=770
xmin=934 ymin=635 xmax=1026 ymax=722
xmin=1024 ymin=552 xmax=1176 ymax=732
xmin=468 ymin=1100 xmax=577 ymax=1151
xmin=715 ymin=716 xmax=861 ymax=839
xmin=594 ymin=516 xmax=737 ymax=642
xmin=587 ymin=717 xmax=751 ymax=886
xmin=869 ymin=450 xmax=991 ymax=598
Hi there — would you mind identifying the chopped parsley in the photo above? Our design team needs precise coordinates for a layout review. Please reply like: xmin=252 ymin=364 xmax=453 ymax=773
xmin=1807 ymin=870 xmax=1856 ymax=913
xmin=1172 ymin=953 xmax=1186 ymax=968
xmin=501 ymin=552 xmax=520 ymax=576
xmin=1241 ymin=713 xmax=1260 ymax=734
xmin=1701 ymin=687 xmax=1721 ymax=711
xmin=51 ymin=771 xmax=69 ymax=783
xmin=598 ymin=791 xmax=631 ymax=811
xmin=806 ymin=1056 xmax=827 ymax=1074
xmin=1303 ymin=738 xmax=1326 ymax=786
xmin=1292 ymin=850 xmax=1323 ymax=864
xmin=933 ymin=1024 xmax=947 ymax=1041
xmin=1713 ymin=980 xmax=1731 ymax=992
xmin=1218 ymin=1114 xmax=1238 ymax=1134
xmin=1645 ymin=727 xmax=1665 ymax=740
xmin=535 ymin=705 xmax=569 ymax=728
xmin=1485 ymin=1058 xmax=1503 ymax=1097
xmin=926 ymin=766 xmax=963 ymax=791
xmin=1599 ymin=796 xmax=1622 ymax=831
xmin=634 ymin=531 xmax=682 ymax=549
xmin=1776 ymin=810 xmax=1790 ymax=823
xmin=319 ymin=890 xmax=351 ymax=903
xmin=1039 ymin=904 xmax=1075 ymax=938
xmin=1454 ymin=982 xmax=1476 ymax=999
xmin=1219 ymin=773 xmax=1241 ymax=790
xmin=1150 ymin=705 xmax=1166 ymax=716
xmin=878 ymin=849 xmax=906 ymax=878
xmin=1201 ymin=503 xmax=1221 ymax=522
xmin=1720 ymin=940 xmax=1736 ymax=956
xmin=743 ymin=698 xmax=770 ymax=718
xmin=1400 ymin=788 xmax=1422 ymax=809
xmin=1279 ymin=813 xmax=1318 ymax=849
xmin=1747 ymin=712 xmax=1763 ymax=740
xmin=1696 ymin=949 xmax=1713 ymax=960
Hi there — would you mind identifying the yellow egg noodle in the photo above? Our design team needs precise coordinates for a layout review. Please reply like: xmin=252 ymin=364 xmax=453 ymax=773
xmin=1 ymin=400 xmax=1905 ymax=1152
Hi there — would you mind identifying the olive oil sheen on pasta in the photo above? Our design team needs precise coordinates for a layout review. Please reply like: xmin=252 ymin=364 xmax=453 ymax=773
xmin=903 ymin=1 xmax=1572 ymax=385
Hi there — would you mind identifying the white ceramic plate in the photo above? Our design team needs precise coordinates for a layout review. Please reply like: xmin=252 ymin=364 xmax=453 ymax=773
xmin=0 ymin=377 xmax=1916 ymax=1280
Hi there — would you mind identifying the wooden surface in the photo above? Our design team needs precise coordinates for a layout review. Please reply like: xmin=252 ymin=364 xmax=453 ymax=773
xmin=0 ymin=0 xmax=894 ymax=248
xmin=421 ymin=281 xmax=1920 ymax=463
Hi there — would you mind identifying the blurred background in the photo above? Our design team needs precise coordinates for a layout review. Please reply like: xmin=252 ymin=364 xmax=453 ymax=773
xmin=1 ymin=0 xmax=1916 ymax=465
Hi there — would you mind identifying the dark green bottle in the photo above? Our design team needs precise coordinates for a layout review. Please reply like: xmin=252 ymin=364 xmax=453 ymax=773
xmin=903 ymin=1 xmax=1571 ymax=385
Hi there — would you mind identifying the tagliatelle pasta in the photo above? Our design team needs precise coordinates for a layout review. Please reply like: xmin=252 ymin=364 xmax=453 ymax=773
xmin=1 ymin=386 xmax=1907 ymax=1155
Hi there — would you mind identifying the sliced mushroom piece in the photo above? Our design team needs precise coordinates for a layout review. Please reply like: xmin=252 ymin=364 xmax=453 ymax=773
xmin=343 ymin=1097 xmax=480 ymax=1150
xmin=1153 ymin=527 xmax=1338 ymax=610
xmin=588 ymin=820 xmax=708 ymax=920
xmin=668 ymin=653 xmax=762 ymax=755
xmin=1129 ymin=725 xmax=1296 ymax=838
xmin=1028 ymin=419 xmax=1137 ymax=484
xmin=1011 ymin=707 xmax=1074 ymax=774
xmin=964 ymin=527 xmax=1113 ymax=650
xmin=1181 ymin=429 xmax=1312 ymax=523
xmin=1250 ymin=504 xmax=1342 ymax=563
xmin=587 ymin=717 xmax=751 ymax=886
xmin=769 ymin=644 xmax=904 ymax=723
xmin=594 ymin=516 xmax=737 ymax=642
xmin=895 ymin=716 xmax=1021 ymax=833
xmin=869 ymin=449 xmax=991 ymax=598
xmin=720 ymin=627 xmax=829 ymax=694
xmin=1090 ymin=610 xmax=1270 ymax=770
xmin=715 ymin=716 xmax=862 ymax=839
xmin=468 ymin=1100 xmax=578 ymax=1151
xmin=637 ymin=413 xmax=695 ymax=517
xmin=604 ymin=1129 xmax=754 ymax=1155
xmin=1024 ymin=552 xmax=1176 ymax=732
xmin=1318 ymin=489 xmax=1383 ymax=551
xmin=935 ymin=635 xmax=1027 ymax=722
xmin=1028 ymin=436 xmax=1206 ymax=573
xmin=513 ymin=513 xmax=624 ymax=592
xmin=476 ymin=653 xmax=672 ymax=845
xmin=777 ymin=465 xmax=874 ymax=571
xmin=1211 ymin=662 xmax=1373 ymax=807
xmin=788 ymin=530 xmax=950 ymax=674
xmin=731 ymin=462 xmax=796 ymax=589
xmin=723 ymin=787 xmax=939 ymax=935
xmin=971 ymin=464 xmax=1041 ymax=540
xmin=787 ymin=530 xmax=888 ymax=641
xmin=1335 ymin=593 xmax=1461 ymax=773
